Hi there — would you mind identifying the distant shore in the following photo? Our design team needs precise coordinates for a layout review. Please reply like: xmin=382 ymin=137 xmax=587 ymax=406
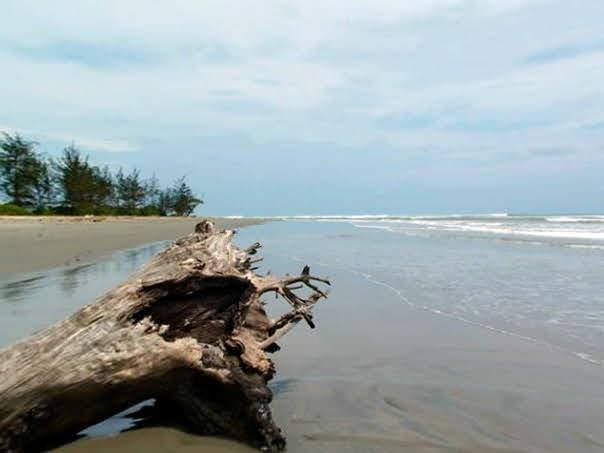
xmin=0 ymin=216 xmax=268 ymax=277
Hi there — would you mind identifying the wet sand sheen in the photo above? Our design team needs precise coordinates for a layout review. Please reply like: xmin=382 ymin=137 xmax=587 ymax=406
xmin=54 ymin=428 xmax=256 ymax=453
xmin=0 ymin=216 xmax=267 ymax=276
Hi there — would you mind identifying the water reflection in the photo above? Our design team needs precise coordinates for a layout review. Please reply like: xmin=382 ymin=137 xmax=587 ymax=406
xmin=1 ymin=275 xmax=46 ymax=302
xmin=60 ymin=263 xmax=95 ymax=296
xmin=0 ymin=241 xmax=167 ymax=346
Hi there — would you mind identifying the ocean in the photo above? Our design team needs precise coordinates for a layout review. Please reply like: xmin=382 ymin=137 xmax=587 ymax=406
xmin=1 ymin=215 xmax=604 ymax=452
xmin=259 ymin=214 xmax=604 ymax=364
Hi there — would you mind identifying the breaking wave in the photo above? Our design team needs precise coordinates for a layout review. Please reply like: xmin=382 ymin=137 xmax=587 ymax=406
xmin=270 ymin=213 xmax=604 ymax=246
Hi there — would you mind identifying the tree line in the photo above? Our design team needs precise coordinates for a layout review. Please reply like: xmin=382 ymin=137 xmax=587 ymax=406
xmin=0 ymin=132 xmax=202 ymax=216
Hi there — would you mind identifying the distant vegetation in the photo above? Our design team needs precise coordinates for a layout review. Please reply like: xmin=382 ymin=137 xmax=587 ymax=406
xmin=0 ymin=132 xmax=202 ymax=216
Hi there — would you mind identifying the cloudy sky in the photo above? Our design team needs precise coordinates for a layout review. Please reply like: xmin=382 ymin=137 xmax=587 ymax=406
xmin=1 ymin=1 xmax=603 ymax=215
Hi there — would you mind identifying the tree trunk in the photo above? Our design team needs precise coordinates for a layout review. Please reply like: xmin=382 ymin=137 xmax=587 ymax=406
xmin=0 ymin=221 xmax=329 ymax=452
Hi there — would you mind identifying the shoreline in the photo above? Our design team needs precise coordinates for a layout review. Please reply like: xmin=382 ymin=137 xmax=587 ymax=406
xmin=0 ymin=216 xmax=269 ymax=277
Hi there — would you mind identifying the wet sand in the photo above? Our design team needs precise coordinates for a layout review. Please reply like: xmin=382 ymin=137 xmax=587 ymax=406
xmin=0 ymin=216 xmax=266 ymax=276
xmin=52 ymin=263 xmax=604 ymax=452
xmin=57 ymin=428 xmax=257 ymax=453
xmin=267 ymin=267 xmax=604 ymax=452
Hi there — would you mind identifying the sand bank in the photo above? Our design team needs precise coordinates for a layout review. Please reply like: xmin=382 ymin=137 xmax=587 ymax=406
xmin=0 ymin=216 xmax=266 ymax=276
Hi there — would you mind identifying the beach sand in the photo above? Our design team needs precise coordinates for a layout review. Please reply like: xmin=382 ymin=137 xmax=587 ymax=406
xmin=0 ymin=216 xmax=265 ymax=276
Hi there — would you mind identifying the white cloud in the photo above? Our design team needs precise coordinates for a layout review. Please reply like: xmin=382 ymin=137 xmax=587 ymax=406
xmin=0 ymin=124 xmax=139 ymax=153
xmin=53 ymin=136 xmax=140 ymax=153
xmin=0 ymin=0 xmax=602 ymax=162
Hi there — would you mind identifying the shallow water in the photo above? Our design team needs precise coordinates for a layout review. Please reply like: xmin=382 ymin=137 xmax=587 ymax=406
xmin=0 ymin=242 xmax=165 ymax=345
xmin=2 ymin=219 xmax=604 ymax=452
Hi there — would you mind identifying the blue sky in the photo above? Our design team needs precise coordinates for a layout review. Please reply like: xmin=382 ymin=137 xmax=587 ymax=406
xmin=1 ymin=0 xmax=603 ymax=215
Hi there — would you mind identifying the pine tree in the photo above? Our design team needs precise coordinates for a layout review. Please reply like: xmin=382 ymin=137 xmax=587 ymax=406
xmin=91 ymin=165 xmax=115 ymax=209
xmin=170 ymin=177 xmax=202 ymax=216
xmin=115 ymin=168 xmax=146 ymax=213
xmin=157 ymin=188 xmax=173 ymax=216
xmin=0 ymin=133 xmax=40 ymax=207
xmin=30 ymin=158 xmax=54 ymax=211
xmin=54 ymin=145 xmax=97 ymax=214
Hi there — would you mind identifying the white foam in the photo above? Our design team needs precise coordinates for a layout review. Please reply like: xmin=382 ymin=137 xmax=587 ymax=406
xmin=546 ymin=216 xmax=604 ymax=223
xmin=574 ymin=352 xmax=601 ymax=365
xmin=271 ymin=213 xmax=604 ymax=243
xmin=349 ymin=218 xmax=604 ymax=241
xmin=267 ymin=213 xmax=510 ymax=221
xmin=280 ymin=214 xmax=393 ymax=220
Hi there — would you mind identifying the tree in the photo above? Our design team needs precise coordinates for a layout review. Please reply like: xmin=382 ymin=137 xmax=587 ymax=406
xmin=0 ymin=133 xmax=40 ymax=207
xmin=115 ymin=168 xmax=146 ymax=213
xmin=169 ymin=177 xmax=202 ymax=216
xmin=0 ymin=133 xmax=206 ymax=216
xmin=30 ymin=158 xmax=54 ymax=211
xmin=54 ymin=145 xmax=98 ymax=214
xmin=144 ymin=173 xmax=161 ymax=207
xmin=91 ymin=165 xmax=115 ymax=209
xmin=156 ymin=188 xmax=173 ymax=216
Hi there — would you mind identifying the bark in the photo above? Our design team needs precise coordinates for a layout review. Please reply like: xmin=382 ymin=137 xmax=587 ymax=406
xmin=0 ymin=221 xmax=329 ymax=452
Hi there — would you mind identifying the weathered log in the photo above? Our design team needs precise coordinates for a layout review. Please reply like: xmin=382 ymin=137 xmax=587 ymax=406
xmin=0 ymin=221 xmax=329 ymax=452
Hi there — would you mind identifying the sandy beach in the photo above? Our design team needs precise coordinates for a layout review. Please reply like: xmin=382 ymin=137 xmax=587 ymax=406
xmin=0 ymin=216 xmax=266 ymax=277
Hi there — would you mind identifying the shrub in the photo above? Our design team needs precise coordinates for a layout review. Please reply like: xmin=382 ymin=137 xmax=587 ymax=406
xmin=0 ymin=203 xmax=30 ymax=215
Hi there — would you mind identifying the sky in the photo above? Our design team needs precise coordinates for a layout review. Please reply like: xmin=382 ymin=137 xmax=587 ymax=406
xmin=1 ymin=0 xmax=603 ymax=215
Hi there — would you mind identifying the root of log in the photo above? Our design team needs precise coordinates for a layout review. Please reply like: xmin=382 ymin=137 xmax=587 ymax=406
xmin=0 ymin=221 xmax=330 ymax=452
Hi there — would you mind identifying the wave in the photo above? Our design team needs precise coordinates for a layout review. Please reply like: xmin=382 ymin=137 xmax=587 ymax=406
xmin=545 ymin=216 xmax=604 ymax=223
xmin=259 ymin=213 xmax=604 ymax=243
xmin=322 ymin=216 xmax=604 ymax=243
xmin=277 ymin=213 xmax=594 ymax=223
xmin=356 ymin=222 xmax=604 ymax=240
xmin=222 ymin=213 xmax=603 ymax=223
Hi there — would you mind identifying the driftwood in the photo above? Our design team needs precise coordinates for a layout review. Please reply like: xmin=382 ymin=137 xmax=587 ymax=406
xmin=0 ymin=221 xmax=330 ymax=452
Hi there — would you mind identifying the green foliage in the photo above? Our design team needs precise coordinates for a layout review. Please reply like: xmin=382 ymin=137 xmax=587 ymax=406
xmin=54 ymin=145 xmax=105 ymax=214
xmin=30 ymin=158 xmax=54 ymax=210
xmin=0 ymin=132 xmax=203 ymax=217
xmin=0 ymin=203 xmax=30 ymax=215
xmin=115 ymin=168 xmax=146 ymax=211
xmin=0 ymin=133 xmax=41 ymax=207
xmin=167 ymin=177 xmax=203 ymax=216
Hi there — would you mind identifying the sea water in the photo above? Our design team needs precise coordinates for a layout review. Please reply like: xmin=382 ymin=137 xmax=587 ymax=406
xmin=246 ymin=215 xmax=604 ymax=364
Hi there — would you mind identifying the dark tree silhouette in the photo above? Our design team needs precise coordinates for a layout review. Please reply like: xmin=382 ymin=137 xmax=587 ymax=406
xmin=1 ymin=133 xmax=203 ymax=217
xmin=0 ymin=133 xmax=40 ymax=207
xmin=30 ymin=158 xmax=54 ymax=211
xmin=115 ymin=168 xmax=146 ymax=212
xmin=169 ymin=177 xmax=203 ymax=216
xmin=53 ymin=145 xmax=98 ymax=213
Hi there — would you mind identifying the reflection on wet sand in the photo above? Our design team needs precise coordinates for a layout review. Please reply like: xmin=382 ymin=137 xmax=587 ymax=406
xmin=55 ymin=428 xmax=256 ymax=453
xmin=0 ymin=242 xmax=166 ymax=345
xmin=1 ymin=275 xmax=46 ymax=302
